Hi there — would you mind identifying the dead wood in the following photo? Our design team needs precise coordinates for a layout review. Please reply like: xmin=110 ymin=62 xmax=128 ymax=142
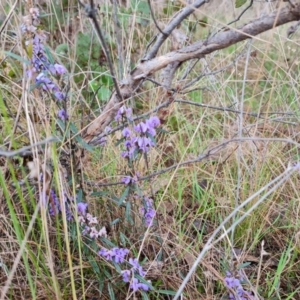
xmin=84 ymin=2 xmax=300 ymax=142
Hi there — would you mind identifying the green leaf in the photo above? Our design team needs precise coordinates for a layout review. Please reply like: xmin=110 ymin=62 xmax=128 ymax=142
xmin=235 ymin=0 xmax=247 ymax=8
xmin=110 ymin=218 xmax=120 ymax=226
xmin=100 ymin=74 xmax=113 ymax=86
xmin=118 ymin=186 xmax=130 ymax=205
xmin=125 ymin=201 xmax=133 ymax=224
xmin=131 ymin=0 xmax=150 ymax=15
xmin=97 ymin=86 xmax=111 ymax=101
xmin=89 ymin=255 xmax=101 ymax=274
xmin=141 ymin=291 xmax=150 ymax=300
xmin=169 ymin=115 xmax=179 ymax=131
xmin=4 ymin=51 xmax=30 ymax=64
xmin=44 ymin=45 xmax=55 ymax=65
xmin=156 ymin=289 xmax=176 ymax=295
xmin=237 ymin=261 xmax=252 ymax=269
xmin=69 ymin=122 xmax=94 ymax=152
xmin=76 ymin=189 xmax=84 ymax=203
xmin=55 ymin=43 xmax=69 ymax=55
xmin=101 ymin=237 xmax=116 ymax=248
xmin=108 ymin=283 xmax=116 ymax=300
xmin=90 ymin=191 xmax=109 ymax=197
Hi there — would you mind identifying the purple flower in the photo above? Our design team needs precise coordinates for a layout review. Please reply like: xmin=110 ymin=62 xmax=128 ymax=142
xmin=130 ymin=278 xmax=150 ymax=292
xmin=122 ymin=127 xmax=131 ymax=138
xmin=147 ymin=126 xmax=156 ymax=136
xmin=94 ymin=136 xmax=107 ymax=146
xmin=82 ymin=225 xmax=90 ymax=235
xmin=86 ymin=213 xmax=98 ymax=225
xmin=137 ymin=136 xmax=152 ymax=153
xmin=54 ymin=63 xmax=67 ymax=75
xmin=112 ymin=248 xmax=129 ymax=263
xmin=125 ymin=107 xmax=133 ymax=120
xmin=147 ymin=116 xmax=160 ymax=128
xmin=58 ymin=109 xmax=68 ymax=120
xmin=129 ymin=258 xmax=145 ymax=277
xmin=121 ymin=176 xmax=132 ymax=185
xmin=54 ymin=91 xmax=66 ymax=101
xmin=121 ymin=269 xmax=131 ymax=282
xmin=140 ymin=197 xmax=156 ymax=227
xmin=121 ymin=151 xmax=129 ymax=158
xmin=224 ymin=271 xmax=254 ymax=300
xmin=49 ymin=189 xmax=60 ymax=216
xmin=115 ymin=105 xmax=132 ymax=121
xmin=49 ymin=190 xmax=73 ymax=220
xmin=77 ymin=202 xmax=88 ymax=216
xmin=99 ymin=248 xmax=114 ymax=261
xmin=22 ymin=12 xmax=68 ymax=106
xmin=225 ymin=277 xmax=241 ymax=289
xmin=121 ymin=175 xmax=137 ymax=185
xmin=98 ymin=226 xmax=107 ymax=237
xmin=130 ymin=278 xmax=140 ymax=292
xmin=98 ymin=247 xmax=129 ymax=263
xmin=124 ymin=139 xmax=133 ymax=148
xmin=134 ymin=122 xmax=148 ymax=134
xmin=144 ymin=208 xmax=156 ymax=227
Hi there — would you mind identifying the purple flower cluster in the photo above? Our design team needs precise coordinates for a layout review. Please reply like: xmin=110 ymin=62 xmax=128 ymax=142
xmin=21 ymin=7 xmax=67 ymax=119
xmin=224 ymin=271 xmax=254 ymax=300
xmin=98 ymin=248 xmax=129 ymax=263
xmin=49 ymin=189 xmax=72 ymax=221
xmin=118 ymin=107 xmax=160 ymax=160
xmin=77 ymin=202 xmax=107 ymax=239
xmin=121 ymin=174 xmax=138 ymax=186
xmin=58 ymin=109 xmax=68 ymax=121
xmin=115 ymin=105 xmax=132 ymax=122
xmin=98 ymin=248 xmax=151 ymax=292
xmin=140 ymin=197 xmax=156 ymax=227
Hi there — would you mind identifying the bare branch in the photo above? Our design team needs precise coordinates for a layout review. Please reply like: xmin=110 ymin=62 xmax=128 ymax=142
xmin=0 ymin=137 xmax=57 ymax=158
xmin=84 ymin=3 xmax=300 ymax=141
xmin=91 ymin=97 xmax=295 ymax=144
xmin=224 ymin=0 xmax=254 ymax=28
xmin=143 ymin=0 xmax=208 ymax=61
xmin=147 ymin=0 xmax=165 ymax=35
xmin=160 ymin=61 xmax=181 ymax=88
xmin=87 ymin=137 xmax=300 ymax=187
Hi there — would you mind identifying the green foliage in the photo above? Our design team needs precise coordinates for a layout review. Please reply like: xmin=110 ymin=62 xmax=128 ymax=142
xmin=235 ymin=0 xmax=248 ymax=8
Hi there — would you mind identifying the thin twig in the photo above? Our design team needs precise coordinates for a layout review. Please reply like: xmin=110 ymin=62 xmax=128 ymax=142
xmin=175 ymin=99 xmax=295 ymax=118
xmin=0 ymin=0 xmax=18 ymax=36
xmin=0 ymin=137 xmax=57 ymax=157
xmin=112 ymin=0 xmax=124 ymax=78
xmin=182 ymin=49 xmax=245 ymax=90
xmin=87 ymin=137 xmax=300 ymax=187
xmin=143 ymin=0 xmax=207 ymax=61
xmin=147 ymin=0 xmax=165 ymax=35
xmin=226 ymin=0 xmax=254 ymax=28
xmin=180 ymin=58 xmax=200 ymax=81
xmin=90 ymin=97 xmax=295 ymax=144
xmin=78 ymin=0 xmax=123 ymax=101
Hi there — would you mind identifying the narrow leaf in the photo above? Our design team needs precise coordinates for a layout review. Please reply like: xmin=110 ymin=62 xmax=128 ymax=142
xmin=235 ymin=0 xmax=247 ymax=8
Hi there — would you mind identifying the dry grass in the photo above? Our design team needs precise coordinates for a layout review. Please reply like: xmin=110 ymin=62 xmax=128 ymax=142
xmin=1 ymin=0 xmax=300 ymax=299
